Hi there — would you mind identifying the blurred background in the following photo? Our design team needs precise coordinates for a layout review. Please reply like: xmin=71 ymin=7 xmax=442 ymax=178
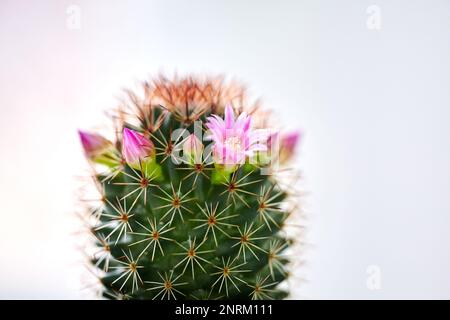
xmin=1 ymin=0 xmax=449 ymax=299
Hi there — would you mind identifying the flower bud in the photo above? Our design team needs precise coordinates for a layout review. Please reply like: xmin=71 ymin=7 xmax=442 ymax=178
xmin=279 ymin=131 xmax=301 ymax=163
xmin=78 ymin=130 xmax=118 ymax=167
xmin=122 ymin=128 xmax=154 ymax=168
xmin=183 ymin=134 xmax=204 ymax=165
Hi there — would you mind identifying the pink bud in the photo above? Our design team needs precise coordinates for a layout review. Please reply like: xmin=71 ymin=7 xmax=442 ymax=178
xmin=183 ymin=134 xmax=204 ymax=164
xmin=280 ymin=131 xmax=301 ymax=162
xmin=78 ymin=130 xmax=112 ymax=159
xmin=282 ymin=132 xmax=300 ymax=151
xmin=122 ymin=128 xmax=154 ymax=166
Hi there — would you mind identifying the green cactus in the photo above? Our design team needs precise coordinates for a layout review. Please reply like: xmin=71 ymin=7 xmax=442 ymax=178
xmin=79 ymin=76 xmax=301 ymax=300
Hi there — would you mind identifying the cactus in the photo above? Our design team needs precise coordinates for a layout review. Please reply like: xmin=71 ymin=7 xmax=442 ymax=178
xmin=79 ymin=76 xmax=301 ymax=300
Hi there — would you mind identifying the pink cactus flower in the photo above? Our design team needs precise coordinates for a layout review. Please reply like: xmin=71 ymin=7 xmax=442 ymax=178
xmin=205 ymin=104 xmax=267 ymax=168
xmin=183 ymin=134 xmax=204 ymax=164
xmin=78 ymin=130 xmax=112 ymax=159
xmin=122 ymin=127 xmax=154 ymax=166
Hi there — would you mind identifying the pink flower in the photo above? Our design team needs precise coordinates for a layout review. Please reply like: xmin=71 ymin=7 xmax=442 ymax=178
xmin=78 ymin=130 xmax=112 ymax=159
xmin=122 ymin=128 xmax=154 ymax=166
xmin=205 ymin=104 xmax=267 ymax=167
xmin=183 ymin=134 xmax=204 ymax=164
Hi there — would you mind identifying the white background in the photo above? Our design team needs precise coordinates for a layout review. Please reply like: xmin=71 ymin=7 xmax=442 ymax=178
xmin=0 ymin=0 xmax=449 ymax=299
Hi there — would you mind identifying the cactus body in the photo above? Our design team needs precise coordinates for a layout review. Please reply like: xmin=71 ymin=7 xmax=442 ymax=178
xmin=80 ymin=76 xmax=300 ymax=300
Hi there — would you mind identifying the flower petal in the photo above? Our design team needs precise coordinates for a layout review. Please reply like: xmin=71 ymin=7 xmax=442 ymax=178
xmin=224 ymin=104 xmax=235 ymax=129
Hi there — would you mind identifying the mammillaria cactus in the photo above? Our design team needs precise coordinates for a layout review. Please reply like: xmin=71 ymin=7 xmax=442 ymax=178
xmin=79 ymin=75 xmax=301 ymax=300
